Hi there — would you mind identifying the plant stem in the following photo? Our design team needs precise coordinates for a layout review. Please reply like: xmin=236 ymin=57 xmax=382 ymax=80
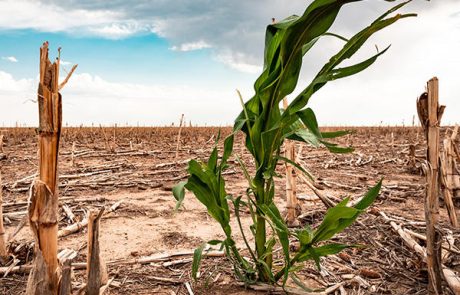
xmin=235 ymin=201 xmax=257 ymax=264
xmin=254 ymin=175 xmax=267 ymax=279
xmin=226 ymin=238 xmax=252 ymax=277
xmin=254 ymin=171 xmax=275 ymax=281
xmin=274 ymin=249 xmax=303 ymax=282
xmin=255 ymin=215 xmax=268 ymax=280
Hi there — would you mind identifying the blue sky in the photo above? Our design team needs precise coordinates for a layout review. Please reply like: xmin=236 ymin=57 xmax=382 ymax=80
xmin=0 ymin=0 xmax=459 ymax=126
xmin=0 ymin=30 xmax=254 ymax=86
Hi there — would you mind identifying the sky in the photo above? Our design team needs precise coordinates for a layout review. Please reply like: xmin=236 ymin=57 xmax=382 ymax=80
xmin=0 ymin=0 xmax=458 ymax=127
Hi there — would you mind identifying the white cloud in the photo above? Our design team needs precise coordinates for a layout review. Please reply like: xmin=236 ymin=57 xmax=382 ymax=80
xmin=1 ymin=0 xmax=459 ymax=75
xmin=0 ymin=70 xmax=241 ymax=126
xmin=2 ymin=56 xmax=18 ymax=62
xmin=0 ymin=0 xmax=120 ymax=33
xmin=215 ymin=52 xmax=262 ymax=74
xmin=0 ymin=71 xmax=34 ymax=92
xmin=0 ymin=0 xmax=155 ymax=39
xmin=89 ymin=22 xmax=153 ymax=39
xmin=0 ymin=71 xmax=37 ymax=125
xmin=0 ymin=0 xmax=301 ymax=72
xmin=170 ymin=40 xmax=212 ymax=52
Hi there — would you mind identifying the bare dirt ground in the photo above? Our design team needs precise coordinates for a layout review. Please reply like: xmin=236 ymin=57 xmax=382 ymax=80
xmin=0 ymin=126 xmax=459 ymax=294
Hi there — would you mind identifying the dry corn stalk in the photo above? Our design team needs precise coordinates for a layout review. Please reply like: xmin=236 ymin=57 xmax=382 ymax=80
xmin=416 ymin=77 xmax=444 ymax=294
xmin=113 ymin=123 xmax=117 ymax=149
xmin=0 ymin=170 xmax=7 ymax=258
xmin=58 ymin=249 xmax=77 ymax=295
xmin=86 ymin=208 xmax=108 ymax=295
xmin=26 ymin=42 xmax=77 ymax=295
xmin=408 ymin=144 xmax=416 ymax=170
xmin=0 ymin=134 xmax=4 ymax=153
xmin=283 ymin=98 xmax=298 ymax=225
xmin=441 ymin=126 xmax=460 ymax=196
xmin=70 ymin=142 xmax=76 ymax=167
xmin=99 ymin=125 xmax=111 ymax=152
xmin=440 ymin=126 xmax=458 ymax=227
xmin=175 ymin=114 xmax=184 ymax=159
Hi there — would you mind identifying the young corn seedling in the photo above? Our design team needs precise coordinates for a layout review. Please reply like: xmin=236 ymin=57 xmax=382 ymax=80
xmin=174 ymin=0 xmax=415 ymax=287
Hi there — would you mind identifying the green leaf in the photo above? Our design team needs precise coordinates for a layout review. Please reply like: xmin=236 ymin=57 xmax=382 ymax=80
xmin=172 ymin=181 xmax=187 ymax=211
xmin=336 ymin=196 xmax=351 ymax=207
xmin=207 ymin=240 xmax=223 ymax=246
xmin=324 ymin=32 xmax=349 ymax=42
xmin=260 ymin=203 xmax=291 ymax=283
xmin=297 ymin=108 xmax=322 ymax=138
xmin=286 ymin=2 xmax=416 ymax=115
xmin=377 ymin=0 xmax=414 ymax=22
xmin=185 ymin=158 xmax=232 ymax=237
xmin=264 ymin=237 xmax=277 ymax=259
xmin=232 ymin=196 xmax=257 ymax=263
xmin=312 ymin=206 xmax=360 ymax=244
xmin=290 ymin=273 xmax=316 ymax=292
xmin=235 ymin=155 xmax=254 ymax=189
xmin=208 ymin=147 xmax=218 ymax=172
xmin=192 ymin=243 xmax=205 ymax=281
xmin=308 ymin=247 xmax=321 ymax=270
xmin=327 ymin=45 xmax=390 ymax=81
xmin=295 ymin=226 xmax=314 ymax=246
xmin=222 ymin=134 xmax=234 ymax=165
xmin=288 ymin=128 xmax=321 ymax=147
xmin=257 ymin=259 xmax=276 ymax=283
xmin=320 ymin=140 xmax=354 ymax=154
xmin=354 ymin=179 xmax=383 ymax=210
xmin=321 ymin=129 xmax=353 ymax=138
xmin=313 ymin=243 xmax=351 ymax=257
xmin=311 ymin=181 xmax=381 ymax=244
xmin=276 ymin=155 xmax=314 ymax=181
xmin=297 ymin=243 xmax=352 ymax=265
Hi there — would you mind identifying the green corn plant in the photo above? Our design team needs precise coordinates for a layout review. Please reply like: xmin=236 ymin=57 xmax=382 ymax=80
xmin=173 ymin=0 xmax=415 ymax=287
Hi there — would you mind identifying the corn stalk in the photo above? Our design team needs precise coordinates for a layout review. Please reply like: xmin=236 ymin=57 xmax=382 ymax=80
xmin=26 ymin=42 xmax=77 ymax=295
xmin=174 ymin=0 xmax=415 ymax=285
xmin=283 ymin=97 xmax=299 ymax=226
xmin=0 ymin=170 xmax=7 ymax=258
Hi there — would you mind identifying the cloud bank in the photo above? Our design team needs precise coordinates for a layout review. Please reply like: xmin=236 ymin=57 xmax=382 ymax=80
xmin=0 ymin=70 xmax=242 ymax=126
xmin=3 ymin=0 xmax=452 ymax=72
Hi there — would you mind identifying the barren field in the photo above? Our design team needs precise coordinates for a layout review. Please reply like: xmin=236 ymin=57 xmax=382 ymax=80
xmin=0 ymin=126 xmax=458 ymax=294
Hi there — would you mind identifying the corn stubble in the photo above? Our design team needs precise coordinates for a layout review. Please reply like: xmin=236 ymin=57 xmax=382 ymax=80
xmin=0 ymin=171 xmax=6 ymax=259
xmin=174 ymin=0 xmax=415 ymax=287
xmin=26 ymin=42 xmax=77 ymax=295
xmin=26 ymin=42 xmax=63 ymax=294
